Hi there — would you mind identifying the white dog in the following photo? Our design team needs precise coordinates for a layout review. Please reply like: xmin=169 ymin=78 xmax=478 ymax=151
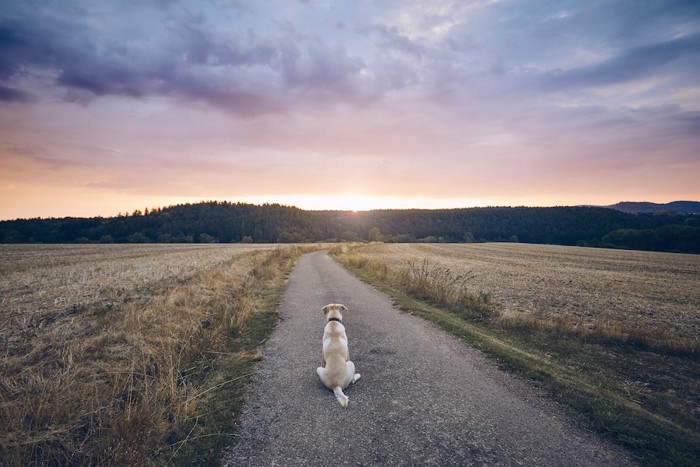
xmin=316 ymin=304 xmax=361 ymax=409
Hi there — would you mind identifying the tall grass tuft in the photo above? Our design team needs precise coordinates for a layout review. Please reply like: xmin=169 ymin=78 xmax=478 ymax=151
xmin=399 ymin=259 xmax=493 ymax=320
xmin=339 ymin=254 xmax=492 ymax=320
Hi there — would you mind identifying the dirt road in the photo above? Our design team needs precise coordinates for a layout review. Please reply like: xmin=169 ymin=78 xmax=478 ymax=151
xmin=224 ymin=252 xmax=633 ymax=466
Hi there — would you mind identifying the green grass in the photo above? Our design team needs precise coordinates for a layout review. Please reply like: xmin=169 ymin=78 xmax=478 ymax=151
xmin=332 ymin=249 xmax=700 ymax=466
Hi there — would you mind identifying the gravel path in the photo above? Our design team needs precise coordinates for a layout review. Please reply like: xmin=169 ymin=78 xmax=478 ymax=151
xmin=223 ymin=251 xmax=634 ymax=466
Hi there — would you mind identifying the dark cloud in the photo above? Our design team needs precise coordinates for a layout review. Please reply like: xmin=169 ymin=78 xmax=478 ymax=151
xmin=361 ymin=23 xmax=424 ymax=59
xmin=545 ymin=34 xmax=700 ymax=90
xmin=279 ymin=42 xmax=366 ymax=92
xmin=56 ymin=59 xmax=152 ymax=99
xmin=0 ymin=84 xmax=32 ymax=102
xmin=660 ymin=110 xmax=700 ymax=144
xmin=165 ymin=71 xmax=285 ymax=117
xmin=167 ymin=11 xmax=277 ymax=67
xmin=0 ymin=1 xmax=376 ymax=116
xmin=2 ymin=0 xmax=699 ymax=118
xmin=0 ymin=2 xmax=93 ymax=71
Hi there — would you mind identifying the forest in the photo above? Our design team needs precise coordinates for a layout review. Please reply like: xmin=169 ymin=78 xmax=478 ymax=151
xmin=1 ymin=201 xmax=699 ymax=253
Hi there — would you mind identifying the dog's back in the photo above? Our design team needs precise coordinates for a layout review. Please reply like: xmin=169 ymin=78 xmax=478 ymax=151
xmin=322 ymin=321 xmax=349 ymax=362
xmin=317 ymin=304 xmax=361 ymax=409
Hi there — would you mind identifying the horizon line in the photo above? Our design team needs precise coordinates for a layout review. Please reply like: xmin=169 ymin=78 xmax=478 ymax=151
xmin=2 ymin=198 xmax=698 ymax=222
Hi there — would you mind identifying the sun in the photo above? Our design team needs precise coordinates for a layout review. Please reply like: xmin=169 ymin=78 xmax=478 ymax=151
xmin=288 ymin=194 xmax=386 ymax=211
xmin=325 ymin=195 xmax=384 ymax=212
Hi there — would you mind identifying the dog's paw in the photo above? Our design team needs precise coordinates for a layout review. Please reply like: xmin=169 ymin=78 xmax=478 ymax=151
xmin=352 ymin=373 xmax=361 ymax=384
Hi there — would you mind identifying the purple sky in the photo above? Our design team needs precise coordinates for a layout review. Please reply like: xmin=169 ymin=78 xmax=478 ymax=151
xmin=1 ymin=0 xmax=699 ymax=218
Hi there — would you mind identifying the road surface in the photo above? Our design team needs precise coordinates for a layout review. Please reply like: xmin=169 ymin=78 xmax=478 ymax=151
xmin=224 ymin=251 xmax=633 ymax=466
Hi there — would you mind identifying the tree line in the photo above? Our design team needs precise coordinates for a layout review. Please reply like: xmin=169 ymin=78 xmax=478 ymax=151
xmin=1 ymin=201 xmax=698 ymax=253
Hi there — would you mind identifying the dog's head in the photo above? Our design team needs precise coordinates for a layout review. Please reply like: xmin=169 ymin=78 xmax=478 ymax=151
xmin=322 ymin=303 xmax=348 ymax=322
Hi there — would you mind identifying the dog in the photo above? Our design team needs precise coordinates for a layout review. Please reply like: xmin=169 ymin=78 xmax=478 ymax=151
xmin=316 ymin=304 xmax=361 ymax=409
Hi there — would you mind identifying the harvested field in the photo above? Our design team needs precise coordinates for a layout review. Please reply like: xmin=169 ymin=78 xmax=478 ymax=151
xmin=334 ymin=242 xmax=700 ymax=465
xmin=0 ymin=244 xmax=301 ymax=465
xmin=1 ymin=244 xmax=272 ymax=344
xmin=352 ymin=243 xmax=700 ymax=342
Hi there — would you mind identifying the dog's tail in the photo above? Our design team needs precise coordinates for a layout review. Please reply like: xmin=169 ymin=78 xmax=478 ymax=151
xmin=333 ymin=386 xmax=349 ymax=410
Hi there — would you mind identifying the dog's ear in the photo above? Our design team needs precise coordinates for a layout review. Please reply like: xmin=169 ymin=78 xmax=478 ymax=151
xmin=322 ymin=305 xmax=330 ymax=315
xmin=341 ymin=305 xmax=348 ymax=312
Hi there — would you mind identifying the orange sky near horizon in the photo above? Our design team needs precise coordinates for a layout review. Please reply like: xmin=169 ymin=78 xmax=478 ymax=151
xmin=2 ymin=187 xmax=697 ymax=221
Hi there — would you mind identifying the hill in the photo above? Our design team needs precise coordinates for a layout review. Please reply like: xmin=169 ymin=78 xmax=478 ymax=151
xmin=608 ymin=201 xmax=700 ymax=214
xmin=1 ymin=201 xmax=699 ymax=253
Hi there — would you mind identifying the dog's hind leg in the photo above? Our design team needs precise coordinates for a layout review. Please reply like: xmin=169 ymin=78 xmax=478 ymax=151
xmin=345 ymin=361 xmax=361 ymax=385
xmin=317 ymin=367 xmax=329 ymax=387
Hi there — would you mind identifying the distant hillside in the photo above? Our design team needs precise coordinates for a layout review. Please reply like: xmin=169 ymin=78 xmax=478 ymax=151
xmin=608 ymin=201 xmax=700 ymax=214
xmin=1 ymin=201 xmax=699 ymax=252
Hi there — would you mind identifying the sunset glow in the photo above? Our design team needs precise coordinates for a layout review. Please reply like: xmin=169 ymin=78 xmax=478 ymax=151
xmin=240 ymin=195 xmax=500 ymax=212
xmin=1 ymin=1 xmax=699 ymax=220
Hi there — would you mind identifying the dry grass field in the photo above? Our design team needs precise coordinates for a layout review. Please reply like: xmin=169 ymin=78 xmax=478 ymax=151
xmin=1 ymin=244 xmax=273 ymax=348
xmin=0 ymin=244 xmax=305 ymax=465
xmin=352 ymin=243 xmax=700 ymax=344
xmin=333 ymin=242 xmax=700 ymax=465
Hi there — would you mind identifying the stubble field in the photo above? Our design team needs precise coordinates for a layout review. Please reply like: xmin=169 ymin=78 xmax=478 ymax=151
xmin=3 ymin=242 xmax=698 ymax=465
xmin=0 ymin=243 xmax=304 ymax=466
xmin=353 ymin=242 xmax=700 ymax=341
xmin=334 ymin=242 xmax=700 ymax=465
xmin=1 ymin=244 xmax=274 ymax=347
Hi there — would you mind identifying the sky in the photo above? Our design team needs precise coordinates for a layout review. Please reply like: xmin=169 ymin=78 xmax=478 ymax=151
xmin=1 ymin=0 xmax=699 ymax=219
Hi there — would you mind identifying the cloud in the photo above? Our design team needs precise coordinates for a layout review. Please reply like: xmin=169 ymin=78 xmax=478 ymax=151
xmin=0 ymin=1 xmax=384 ymax=116
xmin=361 ymin=23 xmax=424 ymax=59
xmin=0 ymin=84 xmax=31 ymax=102
xmin=544 ymin=34 xmax=700 ymax=90
xmin=2 ymin=0 xmax=699 ymax=116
